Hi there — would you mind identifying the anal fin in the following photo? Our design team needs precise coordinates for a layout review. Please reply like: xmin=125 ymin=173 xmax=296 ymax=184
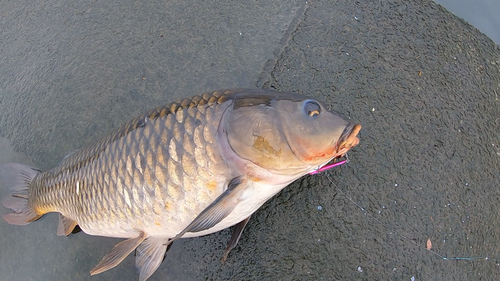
xmin=90 ymin=232 xmax=147 ymax=276
xmin=135 ymin=237 xmax=171 ymax=281
xmin=57 ymin=214 xmax=78 ymax=236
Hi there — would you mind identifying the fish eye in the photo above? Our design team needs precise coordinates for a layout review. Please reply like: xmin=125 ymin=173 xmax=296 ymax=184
xmin=303 ymin=100 xmax=321 ymax=117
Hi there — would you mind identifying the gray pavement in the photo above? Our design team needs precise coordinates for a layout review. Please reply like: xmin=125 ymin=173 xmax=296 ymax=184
xmin=1 ymin=0 xmax=499 ymax=280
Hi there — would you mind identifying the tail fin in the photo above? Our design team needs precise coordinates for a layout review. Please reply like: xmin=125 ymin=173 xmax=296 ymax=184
xmin=1 ymin=163 xmax=42 ymax=225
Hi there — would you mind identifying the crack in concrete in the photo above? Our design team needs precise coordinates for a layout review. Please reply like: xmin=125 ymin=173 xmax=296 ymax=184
xmin=256 ymin=2 xmax=310 ymax=89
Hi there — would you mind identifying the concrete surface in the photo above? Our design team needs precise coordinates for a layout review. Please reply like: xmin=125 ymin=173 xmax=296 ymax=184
xmin=1 ymin=0 xmax=499 ymax=280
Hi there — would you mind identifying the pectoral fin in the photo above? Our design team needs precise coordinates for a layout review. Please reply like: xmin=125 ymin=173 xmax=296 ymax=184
xmin=135 ymin=237 xmax=171 ymax=281
xmin=90 ymin=232 xmax=147 ymax=276
xmin=222 ymin=216 xmax=250 ymax=262
xmin=171 ymin=177 xmax=246 ymax=241
xmin=57 ymin=214 xmax=78 ymax=236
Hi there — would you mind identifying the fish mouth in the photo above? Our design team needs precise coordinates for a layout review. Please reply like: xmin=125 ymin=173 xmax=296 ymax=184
xmin=334 ymin=123 xmax=361 ymax=157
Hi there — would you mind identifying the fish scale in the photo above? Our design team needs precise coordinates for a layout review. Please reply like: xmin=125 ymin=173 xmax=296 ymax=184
xmin=29 ymin=90 xmax=235 ymax=238
xmin=1 ymin=89 xmax=361 ymax=280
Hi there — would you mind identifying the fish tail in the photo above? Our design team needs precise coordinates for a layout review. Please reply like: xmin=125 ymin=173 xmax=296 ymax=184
xmin=1 ymin=163 xmax=42 ymax=225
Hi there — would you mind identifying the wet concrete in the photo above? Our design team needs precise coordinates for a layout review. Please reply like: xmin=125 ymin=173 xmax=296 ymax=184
xmin=1 ymin=0 xmax=499 ymax=280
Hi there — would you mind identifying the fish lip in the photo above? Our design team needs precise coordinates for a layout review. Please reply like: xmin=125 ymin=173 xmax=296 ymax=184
xmin=334 ymin=123 xmax=361 ymax=157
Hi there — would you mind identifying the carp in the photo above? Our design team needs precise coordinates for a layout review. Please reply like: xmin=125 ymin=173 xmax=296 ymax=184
xmin=1 ymin=89 xmax=361 ymax=280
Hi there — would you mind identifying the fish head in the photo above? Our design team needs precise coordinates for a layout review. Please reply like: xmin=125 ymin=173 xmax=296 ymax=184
xmin=222 ymin=90 xmax=361 ymax=177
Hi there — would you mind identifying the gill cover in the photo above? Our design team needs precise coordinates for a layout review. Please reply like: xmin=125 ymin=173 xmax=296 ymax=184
xmin=223 ymin=91 xmax=350 ymax=174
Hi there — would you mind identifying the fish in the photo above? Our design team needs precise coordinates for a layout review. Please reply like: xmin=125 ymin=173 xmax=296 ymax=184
xmin=1 ymin=89 xmax=361 ymax=280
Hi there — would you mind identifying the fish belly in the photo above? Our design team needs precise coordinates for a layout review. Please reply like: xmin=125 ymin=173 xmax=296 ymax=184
xmin=179 ymin=181 xmax=289 ymax=238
